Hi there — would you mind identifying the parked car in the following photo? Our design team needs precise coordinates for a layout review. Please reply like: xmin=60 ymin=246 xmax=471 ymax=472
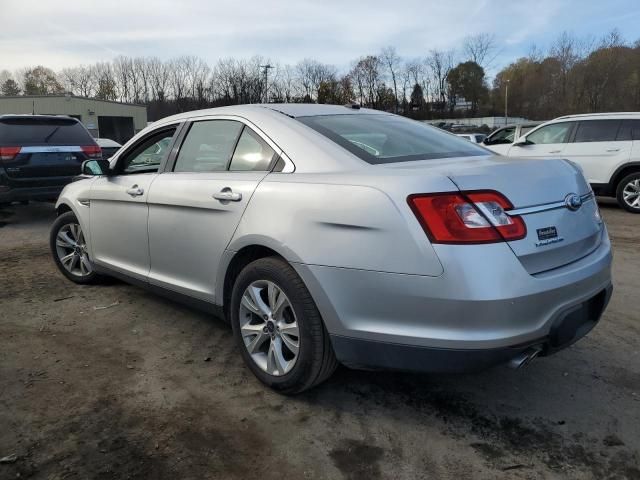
xmin=456 ymin=133 xmax=487 ymax=143
xmin=94 ymin=138 xmax=122 ymax=159
xmin=482 ymin=122 xmax=543 ymax=153
xmin=0 ymin=115 xmax=100 ymax=205
xmin=50 ymin=104 xmax=612 ymax=393
xmin=497 ymin=113 xmax=640 ymax=213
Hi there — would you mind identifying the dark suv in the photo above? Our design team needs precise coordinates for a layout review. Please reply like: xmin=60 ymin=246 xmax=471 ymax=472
xmin=0 ymin=115 xmax=101 ymax=205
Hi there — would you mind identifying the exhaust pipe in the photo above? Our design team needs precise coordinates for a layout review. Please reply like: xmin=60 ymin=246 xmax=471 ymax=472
xmin=508 ymin=346 xmax=543 ymax=369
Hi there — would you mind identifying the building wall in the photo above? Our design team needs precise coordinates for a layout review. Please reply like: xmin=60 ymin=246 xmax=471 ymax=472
xmin=0 ymin=96 xmax=147 ymax=141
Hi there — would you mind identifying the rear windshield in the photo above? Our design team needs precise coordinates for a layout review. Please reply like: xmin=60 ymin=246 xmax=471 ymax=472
xmin=0 ymin=118 xmax=94 ymax=146
xmin=297 ymin=114 xmax=488 ymax=164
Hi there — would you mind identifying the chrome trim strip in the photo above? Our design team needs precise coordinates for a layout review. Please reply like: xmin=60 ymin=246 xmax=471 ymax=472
xmin=507 ymin=193 xmax=594 ymax=216
xmin=20 ymin=146 xmax=83 ymax=153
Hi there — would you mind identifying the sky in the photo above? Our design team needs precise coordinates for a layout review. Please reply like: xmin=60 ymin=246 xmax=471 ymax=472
xmin=1 ymin=0 xmax=640 ymax=76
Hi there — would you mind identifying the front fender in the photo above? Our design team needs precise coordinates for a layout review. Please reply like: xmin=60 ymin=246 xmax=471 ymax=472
xmin=55 ymin=177 xmax=96 ymax=254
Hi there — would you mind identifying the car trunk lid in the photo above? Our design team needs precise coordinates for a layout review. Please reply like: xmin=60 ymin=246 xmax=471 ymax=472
xmin=387 ymin=155 xmax=603 ymax=274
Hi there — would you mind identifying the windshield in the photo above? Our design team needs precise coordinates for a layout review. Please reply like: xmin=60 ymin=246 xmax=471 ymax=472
xmin=297 ymin=114 xmax=489 ymax=164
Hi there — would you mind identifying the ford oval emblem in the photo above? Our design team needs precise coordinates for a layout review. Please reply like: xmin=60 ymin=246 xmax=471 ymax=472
xmin=565 ymin=193 xmax=582 ymax=211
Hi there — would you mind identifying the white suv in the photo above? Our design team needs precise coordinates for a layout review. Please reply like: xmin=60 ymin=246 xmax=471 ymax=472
xmin=495 ymin=113 xmax=640 ymax=213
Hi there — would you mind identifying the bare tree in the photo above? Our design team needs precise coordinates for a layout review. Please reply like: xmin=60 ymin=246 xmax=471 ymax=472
xmin=380 ymin=46 xmax=401 ymax=111
xmin=60 ymin=66 xmax=96 ymax=97
xmin=426 ymin=49 xmax=454 ymax=111
xmin=463 ymin=33 xmax=497 ymax=68
xmin=296 ymin=59 xmax=337 ymax=102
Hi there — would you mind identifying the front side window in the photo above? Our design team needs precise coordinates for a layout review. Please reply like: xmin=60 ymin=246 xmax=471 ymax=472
xmin=573 ymin=120 xmax=621 ymax=143
xmin=526 ymin=122 xmax=572 ymax=145
xmin=174 ymin=120 xmax=243 ymax=173
xmin=488 ymin=127 xmax=516 ymax=144
xmin=118 ymin=128 xmax=176 ymax=174
xmin=297 ymin=114 xmax=487 ymax=164
xmin=229 ymin=127 xmax=276 ymax=171
xmin=519 ymin=125 xmax=538 ymax=136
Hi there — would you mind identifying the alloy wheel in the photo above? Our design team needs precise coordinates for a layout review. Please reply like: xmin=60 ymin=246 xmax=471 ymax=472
xmin=55 ymin=223 xmax=93 ymax=277
xmin=238 ymin=280 xmax=299 ymax=376
xmin=622 ymin=178 xmax=640 ymax=209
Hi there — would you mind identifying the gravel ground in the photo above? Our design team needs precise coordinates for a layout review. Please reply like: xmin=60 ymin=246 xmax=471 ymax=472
xmin=0 ymin=200 xmax=638 ymax=480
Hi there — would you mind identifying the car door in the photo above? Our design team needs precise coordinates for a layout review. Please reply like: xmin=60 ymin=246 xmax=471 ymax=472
xmin=146 ymin=118 xmax=278 ymax=302
xmin=506 ymin=121 xmax=573 ymax=159
xmin=483 ymin=126 xmax=517 ymax=154
xmin=561 ymin=119 xmax=633 ymax=184
xmin=89 ymin=125 xmax=179 ymax=280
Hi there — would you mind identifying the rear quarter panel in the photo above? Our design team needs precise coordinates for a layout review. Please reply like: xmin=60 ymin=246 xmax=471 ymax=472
xmin=227 ymin=174 xmax=446 ymax=276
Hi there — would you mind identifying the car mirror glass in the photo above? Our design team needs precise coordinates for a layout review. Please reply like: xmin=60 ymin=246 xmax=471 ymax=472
xmin=82 ymin=159 xmax=111 ymax=176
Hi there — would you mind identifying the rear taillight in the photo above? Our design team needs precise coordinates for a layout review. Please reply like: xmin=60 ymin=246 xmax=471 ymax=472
xmin=408 ymin=191 xmax=527 ymax=244
xmin=81 ymin=145 xmax=102 ymax=158
xmin=0 ymin=146 xmax=21 ymax=162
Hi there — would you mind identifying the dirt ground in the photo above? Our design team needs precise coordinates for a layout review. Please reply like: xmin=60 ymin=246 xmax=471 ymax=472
xmin=0 ymin=200 xmax=638 ymax=480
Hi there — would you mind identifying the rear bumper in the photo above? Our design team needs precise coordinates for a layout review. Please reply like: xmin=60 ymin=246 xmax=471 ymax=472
xmin=0 ymin=170 xmax=67 ymax=202
xmin=293 ymin=228 xmax=613 ymax=372
xmin=0 ymin=185 xmax=63 ymax=202
xmin=330 ymin=285 xmax=612 ymax=372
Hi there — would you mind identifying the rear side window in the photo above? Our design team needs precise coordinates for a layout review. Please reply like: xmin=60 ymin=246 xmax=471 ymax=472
xmin=174 ymin=120 xmax=243 ymax=172
xmin=297 ymin=114 xmax=487 ymax=164
xmin=526 ymin=122 xmax=572 ymax=144
xmin=0 ymin=117 xmax=94 ymax=146
xmin=229 ymin=127 xmax=276 ymax=171
xmin=573 ymin=120 xmax=621 ymax=143
xmin=616 ymin=120 xmax=640 ymax=141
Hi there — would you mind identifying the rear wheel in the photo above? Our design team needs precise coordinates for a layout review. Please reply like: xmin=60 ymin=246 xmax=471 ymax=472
xmin=616 ymin=172 xmax=640 ymax=213
xmin=50 ymin=211 xmax=101 ymax=284
xmin=230 ymin=257 xmax=338 ymax=394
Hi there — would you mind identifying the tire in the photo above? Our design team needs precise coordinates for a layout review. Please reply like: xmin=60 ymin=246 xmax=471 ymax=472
xmin=50 ymin=211 xmax=102 ymax=284
xmin=230 ymin=257 xmax=339 ymax=394
xmin=616 ymin=172 xmax=640 ymax=213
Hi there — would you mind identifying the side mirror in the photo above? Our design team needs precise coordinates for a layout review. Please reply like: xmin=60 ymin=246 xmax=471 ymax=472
xmin=81 ymin=159 xmax=111 ymax=176
xmin=482 ymin=137 xmax=490 ymax=145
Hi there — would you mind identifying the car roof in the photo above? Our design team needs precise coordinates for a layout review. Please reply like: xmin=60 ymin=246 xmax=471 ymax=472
xmin=94 ymin=138 xmax=122 ymax=147
xmin=151 ymin=103 xmax=386 ymax=126
xmin=553 ymin=112 xmax=640 ymax=121
xmin=0 ymin=114 xmax=79 ymax=122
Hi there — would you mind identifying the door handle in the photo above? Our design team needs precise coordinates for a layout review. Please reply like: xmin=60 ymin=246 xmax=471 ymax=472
xmin=606 ymin=148 xmax=621 ymax=152
xmin=126 ymin=185 xmax=144 ymax=197
xmin=212 ymin=187 xmax=242 ymax=202
xmin=549 ymin=150 xmax=562 ymax=154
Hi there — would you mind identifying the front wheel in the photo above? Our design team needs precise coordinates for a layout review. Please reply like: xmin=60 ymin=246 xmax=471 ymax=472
xmin=616 ymin=172 xmax=640 ymax=213
xmin=230 ymin=257 xmax=338 ymax=394
xmin=50 ymin=211 xmax=101 ymax=284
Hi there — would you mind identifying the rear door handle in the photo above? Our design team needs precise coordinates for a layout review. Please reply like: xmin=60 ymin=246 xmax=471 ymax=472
xmin=549 ymin=150 xmax=562 ymax=154
xmin=606 ymin=148 xmax=621 ymax=152
xmin=212 ymin=187 xmax=242 ymax=202
xmin=126 ymin=185 xmax=144 ymax=197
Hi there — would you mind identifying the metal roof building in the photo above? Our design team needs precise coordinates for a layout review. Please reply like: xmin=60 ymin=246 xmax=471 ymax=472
xmin=0 ymin=95 xmax=147 ymax=144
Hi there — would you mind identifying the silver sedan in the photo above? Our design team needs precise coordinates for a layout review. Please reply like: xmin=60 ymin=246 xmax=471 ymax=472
xmin=51 ymin=104 xmax=613 ymax=393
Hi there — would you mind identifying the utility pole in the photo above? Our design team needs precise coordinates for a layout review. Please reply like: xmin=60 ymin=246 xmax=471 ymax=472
xmin=504 ymin=79 xmax=510 ymax=127
xmin=260 ymin=64 xmax=274 ymax=103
